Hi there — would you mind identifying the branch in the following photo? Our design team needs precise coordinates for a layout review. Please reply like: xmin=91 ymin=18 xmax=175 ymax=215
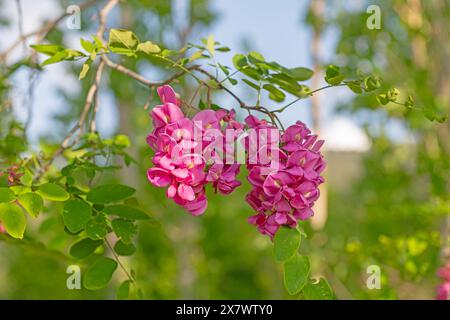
xmin=102 ymin=55 xmax=197 ymax=87
xmin=96 ymin=0 xmax=119 ymax=39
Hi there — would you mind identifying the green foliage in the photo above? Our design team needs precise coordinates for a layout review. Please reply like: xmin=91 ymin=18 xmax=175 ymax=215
xmin=273 ymin=226 xmax=301 ymax=262
xmin=325 ymin=64 xmax=345 ymax=85
xmin=62 ymin=199 xmax=92 ymax=233
xmin=85 ymin=214 xmax=109 ymax=240
xmin=0 ymin=187 xmax=15 ymax=203
xmin=36 ymin=183 xmax=69 ymax=201
xmin=301 ymin=278 xmax=334 ymax=300
xmin=83 ymin=257 xmax=118 ymax=290
xmin=0 ymin=203 xmax=26 ymax=239
xmin=17 ymin=193 xmax=43 ymax=218
xmin=116 ymin=280 xmax=132 ymax=300
xmin=69 ymin=238 xmax=103 ymax=259
xmin=103 ymin=204 xmax=150 ymax=220
xmin=111 ymin=219 xmax=137 ymax=244
xmin=87 ymin=184 xmax=136 ymax=204
xmin=0 ymin=1 xmax=445 ymax=300
xmin=283 ymin=254 xmax=310 ymax=295
xmin=114 ymin=240 xmax=136 ymax=256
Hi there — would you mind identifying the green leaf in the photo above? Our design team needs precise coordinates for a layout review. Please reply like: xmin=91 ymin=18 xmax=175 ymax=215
xmin=325 ymin=64 xmax=340 ymax=78
xmin=62 ymin=199 xmax=92 ymax=233
xmin=87 ymin=184 xmax=136 ymax=204
xmin=216 ymin=46 xmax=230 ymax=52
xmin=9 ymin=185 xmax=31 ymax=195
xmin=18 ymin=193 xmax=43 ymax=218
xmin=241 ymin=67 xmax=263 ymax=80
xmin=111 ymin=219 xmax=136 ymax=244
xmin=80 ymin=38 xmax=94 ymax=53
xmin=117 ymin=280 xmax=132 ymax=300
xmin=93 ymin=36 xmax=105 ymax=50
xmin=376 ymin=88 xmax=399 ymax=105
xmin=85 ymin=214 xmax=109 ymax=240
xmin=0 ymin=203 xmax=26 ymax=239
xmin=242 ymin=79 xmax=260 ymax=90
xmin=387 ymin=87 xmax=399 ymax=101
xmin=78 ymin=60 xmax=91 ymax=80
xmin=83 ymin=257 xmax=118 ymax=290
xmin=273 ymin=227 xmax=301 ymax=262
xmin=267 ymin=73 xmax=305 ymax=96
xmin=103 ymin=204 xmax=150 ymax=220
xmin=36 ymin=183 xmax=69 ymax=201
xmin=345 ymin=80 xmax=363 ymax=94
xmin=232 ymin=54 xmax=248 ymax=69
xmin=302 ymin=278 xmax=334 ymax=300
xmin=405 ymin=95 xmax=415 ymax=108
xmin=206 ymin=34 xmax=215 ymax=57
xmin=325 ymin=64 xmax=344 ymax=85
xmin=247 ymin=51 xmax=265 ymax=64
xmin=41 ymin=49 xmax=84 ymax=66
xmin=263 ymin=84 xmax=286 ymax=102
xmin=287 ymin=67 xmax=313 ymax=81
xmin=114 ymin=240 xmax=136 ymax=256
xmin=79 ymin=63 xmax=94 ymax=80
xmin=20 ymin=170 xmax=33 ymax=186
xmin=41 ymin=50 xmax=69 ymax=66
xmin=376 ymin=93 xmax=390 ymax=105
xmin=0 ymin=187 xmax=15 ymax=203
xmin=70 ymin=238 xmax=103 ymax=259
xmin=136 ymin=41 xmax=161 ymax=54
xmin=189 ymin=50 xmax=204 ymax=62
xmin=30 ymin=44 xmax=65 ymax=56
xmin=113 ymin=134 xmax=131 ymax=148
xmin=364 ymin=75 xmax=381 ymax=91
xmin=283 ymin=254 xmax=310 ymax=295
xmin=218 ymin=63 xmax=230 ymax=75
xmin=108 ymin=29 xmax=139 ymax=55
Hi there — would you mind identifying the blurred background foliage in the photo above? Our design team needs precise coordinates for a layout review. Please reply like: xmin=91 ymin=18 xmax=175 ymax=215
xmin=0 ymin=0 xmax=449 ymax=299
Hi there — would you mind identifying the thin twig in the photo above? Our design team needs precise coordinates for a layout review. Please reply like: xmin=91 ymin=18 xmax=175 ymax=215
xmin=0 ymin=0 xmax=97 ymax=62
xmin=104 ymin=238 xmax=136 ymax=283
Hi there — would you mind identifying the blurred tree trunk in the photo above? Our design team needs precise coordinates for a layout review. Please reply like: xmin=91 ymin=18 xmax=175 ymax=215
xmin=309 ymin=0 xmax=328 ymax=230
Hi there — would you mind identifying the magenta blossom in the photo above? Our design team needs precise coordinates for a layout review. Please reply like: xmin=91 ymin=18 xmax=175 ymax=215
xmin=436 ymin=262 xmax=450 ymax=300
xmin=245 ymin=119 xmax=326 ymax=238
xmin=146 ymin=85 xmax=242 ymax=216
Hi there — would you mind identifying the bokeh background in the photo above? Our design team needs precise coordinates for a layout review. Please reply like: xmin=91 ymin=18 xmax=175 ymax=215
xmin=0 ymin=0 xmax=449 ymax=299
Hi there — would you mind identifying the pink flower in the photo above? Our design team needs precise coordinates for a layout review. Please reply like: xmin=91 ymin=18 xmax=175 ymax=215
xmin=206 ymin=164 xmax=241 ymax=194
xmin=437 ymin=283 xmax=450 ymax=300
xmin=147 ymin=85 xmax=242 ymax=217
xmin=151 ymin=102 xmax=184 ymax=129
xmin=244 ymin=116 xmax=326 ymax=239
xmin=436 ymin=262 xmax=450 ymax=300
xmin=157 ymin=85 xmax=179 ymax=105
xmin=0 ymin=223 xmax=6 ymax=234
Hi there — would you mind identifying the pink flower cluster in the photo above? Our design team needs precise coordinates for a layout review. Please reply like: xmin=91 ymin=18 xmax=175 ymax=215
xmin=437 ymin=262 xmax=450 ymax=300
xmin=246 ymin=118 xmax=326 ymax=238
xmin=146 ymin=85 xmax=242 ymax=216
xmin=0 ymin=223 xmax=5 ymax=234
xmin=146 ymin=85 xmax=326 ymax=238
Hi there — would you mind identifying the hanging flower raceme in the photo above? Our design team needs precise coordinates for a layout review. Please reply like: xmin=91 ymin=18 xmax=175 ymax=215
xmin=436 ymin=262 xmax=450 ymax=300
xmin=146 ymin=85 xmax=325 ymax=238
xmin=146 ymin=85 xmax=242 ymax=216
xmin=245 ymin=119 xmax=326 ymax=238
